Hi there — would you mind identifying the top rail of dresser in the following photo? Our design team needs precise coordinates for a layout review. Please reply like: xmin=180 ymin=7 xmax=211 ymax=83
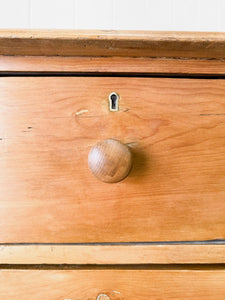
xmin=0 ymin=29 xmax=225 ymax=59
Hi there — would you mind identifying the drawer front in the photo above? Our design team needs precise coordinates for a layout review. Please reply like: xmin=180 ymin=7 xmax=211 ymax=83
xmin=1 ymin=269 xmax=225 ymax=299
xmin=0 ymin=77 xmax=225 ymax=242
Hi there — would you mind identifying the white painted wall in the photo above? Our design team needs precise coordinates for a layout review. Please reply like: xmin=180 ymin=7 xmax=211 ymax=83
xmin=0 ymin=0 xmax=224 ymax=31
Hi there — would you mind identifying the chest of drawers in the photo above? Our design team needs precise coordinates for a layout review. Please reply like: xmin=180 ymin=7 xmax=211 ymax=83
xmin=0 ymin=30 xmax=225 ymax=299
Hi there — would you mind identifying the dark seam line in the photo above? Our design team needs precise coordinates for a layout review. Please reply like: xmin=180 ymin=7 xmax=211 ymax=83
xmin=1 ymin=240 xmax=225 ymax=246
xmin=1 ymin=264 xmax=225 ymax=270
xmin=0 ymin=72 xmax=225 ymax=79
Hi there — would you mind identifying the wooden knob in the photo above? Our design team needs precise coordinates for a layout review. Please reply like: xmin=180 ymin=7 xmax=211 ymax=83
xmin=88 ymin=139 xmax=132 ymax=183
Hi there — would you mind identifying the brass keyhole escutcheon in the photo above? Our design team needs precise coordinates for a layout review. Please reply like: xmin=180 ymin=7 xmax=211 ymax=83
xmin=96 ymin=294 xmax=111 ymax=300
xmin=109 ymin=92 xmax=119 ymax=111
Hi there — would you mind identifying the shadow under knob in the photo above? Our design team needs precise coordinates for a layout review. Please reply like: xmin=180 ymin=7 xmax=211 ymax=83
xmin=88 ymin=139 xmax=132 ymax=183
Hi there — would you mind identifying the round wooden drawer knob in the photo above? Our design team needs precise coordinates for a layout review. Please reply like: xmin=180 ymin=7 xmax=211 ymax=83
xmin=88 ymin=139 xmax=132 ymax=183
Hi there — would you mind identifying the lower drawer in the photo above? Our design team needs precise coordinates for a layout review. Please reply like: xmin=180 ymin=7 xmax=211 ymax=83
xmin=1 ymin=269 xmax=225 ymax=299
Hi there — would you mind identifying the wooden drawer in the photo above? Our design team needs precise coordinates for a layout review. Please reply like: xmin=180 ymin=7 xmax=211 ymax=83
xmin=0 ymin=76 xmax=224 ymax=243
xmin=1 ymin=268 xmax=225 ymax=299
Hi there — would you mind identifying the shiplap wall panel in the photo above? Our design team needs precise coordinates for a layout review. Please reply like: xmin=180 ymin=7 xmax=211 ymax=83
xmin=30 ymin=0 xmax=74 ymax=29
xmin=114 ymin=0 xmax=147 ymax=30
xmin=171 ymin=0 xmax=199 ymax=31
xmin=75 ymin=0 xmax=113 ymax=30
xmin=0 ymin=0 xmax=30 ymax=28
xmin=220 ymin=0 xmax=225 ymax=31
xmin=193 ymin=0 xmax=220 ymax=31
xmin=145 ymin=0 xmax=173 ymax=31
xmin=0 ymin=0 xmax=224 ymax=31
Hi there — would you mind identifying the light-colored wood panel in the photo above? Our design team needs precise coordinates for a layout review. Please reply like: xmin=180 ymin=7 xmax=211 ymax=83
xmin=1 ymin=269 xmax=225 ymax=299
xmin=1 ymin=56 xmax=225 ymax=75
xmin=1 ymin=245 xmax=225 ymax=264
xmin=0 ymin=30 xmax=225 ymax=58
xmin=0 ymin=77 xmax=225 ymax=243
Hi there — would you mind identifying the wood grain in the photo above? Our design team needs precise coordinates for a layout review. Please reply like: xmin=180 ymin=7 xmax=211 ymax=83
xmin=0 ymin=77 xmax=225 ymax=243
xmin=1 ymin=269 xmax=225 ymax=299
xmin=1 ymin=245 xmax=225 ymax=264
xmin=88 ymin=139 xmax=132 ymax=183
xmin=1 ymin=56 xmax=225 ymax=75
xmin=0 ymin=30 xmax=225 ymax=58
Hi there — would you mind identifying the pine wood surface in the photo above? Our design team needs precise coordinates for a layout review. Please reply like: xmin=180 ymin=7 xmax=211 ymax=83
xmin=1 ymin=269 xmax=225 ymax=299
xmin=0 ymin=30 xmax=225 ymax=58
xmin=88 ymin=139 xmax=132 ymax=183
xmin=1 ymin=244 xmax=225 ymax=264
xmin=1 ymin=56 xmax=225 ymax=75
xmin=0 ymin=77 xmax=225 ymax=243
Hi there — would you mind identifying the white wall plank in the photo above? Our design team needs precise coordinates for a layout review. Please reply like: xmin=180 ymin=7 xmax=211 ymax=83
xmin=194 ymin=0 xmax=220 ymax=31
xmin=114 ymin=0 xmax=147 ymax=30
xmin=0 ymin=0 xmax=224 ymax=32
xmin=75 ymin=0 xmax=113 ymax=30
xmin=171 ymin=0 xmax=199 ymax=31
xmin=30 ymin=0 xmax=74 ymax=29
xmin=145 ymin=0 xmax=173 ymax=31
xmin=219 ymin=0 xmax=225 ymax=31
xmin=0 ymin=0 xmax=29 ymax=28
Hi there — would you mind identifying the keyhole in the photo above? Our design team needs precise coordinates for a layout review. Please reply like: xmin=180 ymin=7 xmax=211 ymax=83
xmin=96 ymin=294 xmax=111 ymax=300
xmin=109 ymin=92 xmax=119 ymax=111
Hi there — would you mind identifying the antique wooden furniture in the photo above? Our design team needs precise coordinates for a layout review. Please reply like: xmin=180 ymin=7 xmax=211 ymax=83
xmin=0 ymin=30 xmax=225 ymax=299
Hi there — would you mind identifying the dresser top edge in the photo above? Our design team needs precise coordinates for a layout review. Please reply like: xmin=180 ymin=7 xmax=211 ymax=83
xmin=0 ymin=29 xmax=225 ymax=59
